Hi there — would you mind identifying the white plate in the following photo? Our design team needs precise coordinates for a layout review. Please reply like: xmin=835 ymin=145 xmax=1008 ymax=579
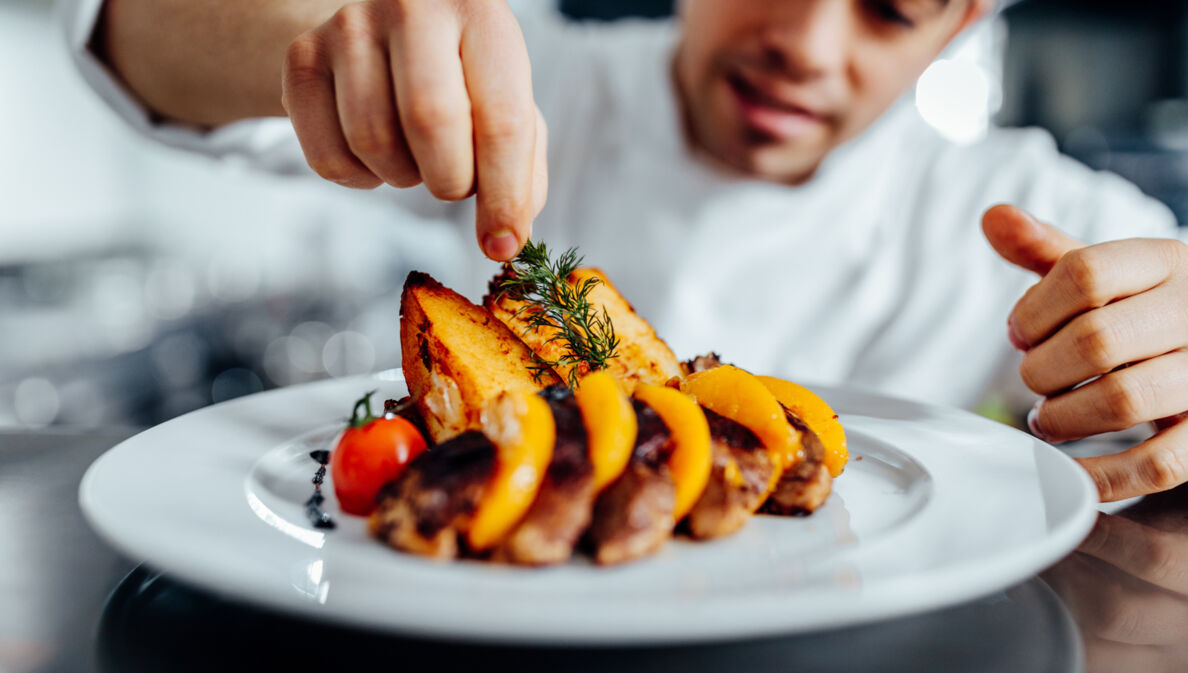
xmin=80 ymin=370 xmax=1097 ymax=644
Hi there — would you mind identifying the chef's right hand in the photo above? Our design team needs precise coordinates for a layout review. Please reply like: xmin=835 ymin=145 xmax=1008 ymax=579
xmin=281 ymin=0 xmax=547 ymax=261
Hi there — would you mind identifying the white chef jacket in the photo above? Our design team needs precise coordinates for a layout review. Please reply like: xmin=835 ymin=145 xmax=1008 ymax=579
xmin=61 ymin=1 xmax=1180 ymax=412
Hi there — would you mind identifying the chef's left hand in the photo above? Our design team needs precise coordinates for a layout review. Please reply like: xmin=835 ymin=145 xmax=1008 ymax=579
xmin=983 ymin=204 xmax=1188 ymax=502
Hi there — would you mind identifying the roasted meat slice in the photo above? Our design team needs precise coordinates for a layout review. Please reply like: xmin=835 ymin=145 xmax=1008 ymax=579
xmin=495 ymin=387 xmax=598 ymax=565
xmin=761 ymin=413 xmax=833 ymax=516
xmin=587 ymin=400 xmax=676 ymax=565
xmin=683 ymin=352 xmax=724 ymax=375
xmin=370 ymin=431 xmax=495 ymax=559
xmin=685 ymin=409 xmax=775 ymax=539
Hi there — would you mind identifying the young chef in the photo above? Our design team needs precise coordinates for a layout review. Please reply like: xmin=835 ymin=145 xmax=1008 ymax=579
xmin=65 ymin=0 xmax=1188 ymax=502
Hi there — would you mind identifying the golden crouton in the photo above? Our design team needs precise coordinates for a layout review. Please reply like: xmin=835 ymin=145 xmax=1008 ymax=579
xmin=484 ymin=267 xmax=682 ymax=392
xmin=400 ymin=271 xmax=559 ymax=443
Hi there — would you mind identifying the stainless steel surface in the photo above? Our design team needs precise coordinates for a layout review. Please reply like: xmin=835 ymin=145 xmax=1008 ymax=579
xmin=14 ymin=428 xmax=1178 ymax=673
xmin=0 ymin=429 xmax=137 ymax=673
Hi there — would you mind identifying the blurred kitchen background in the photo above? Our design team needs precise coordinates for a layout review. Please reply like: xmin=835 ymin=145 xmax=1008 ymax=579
xmin=2 ymin=0 xmax=1187 ymax=429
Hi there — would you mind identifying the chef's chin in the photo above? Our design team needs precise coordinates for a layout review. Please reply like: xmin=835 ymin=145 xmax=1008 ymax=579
xmin=710 ymin=132 xmax=829 ymax=186
xmin=682 ymin=82 xmax=832 ymax=184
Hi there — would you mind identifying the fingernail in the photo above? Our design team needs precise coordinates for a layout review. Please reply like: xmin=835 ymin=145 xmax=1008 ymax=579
xmin=482 ymin=229 xmax=520 ymax=261
xmin=1027 ymin=400 xmax=1048 ymax=440
xmin=1008 ymin=317 xmax=1029 ymax=351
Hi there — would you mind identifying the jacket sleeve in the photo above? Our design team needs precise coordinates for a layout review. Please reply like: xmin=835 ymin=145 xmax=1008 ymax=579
xmin=56 ymin=0 xmax=314 ymax=177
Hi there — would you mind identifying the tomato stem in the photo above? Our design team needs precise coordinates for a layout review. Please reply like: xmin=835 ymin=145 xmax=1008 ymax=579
xmin=349 ymin=390 xmax=379 ymax=428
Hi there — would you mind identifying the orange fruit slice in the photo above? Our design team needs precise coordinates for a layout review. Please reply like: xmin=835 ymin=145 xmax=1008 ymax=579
xmin=634 ymin=383 xmax=711 ymax=522
xmin=574 ymin=370 xmax=638 ymax=491
xmin=757 ymin=376 xmax=848 ymax=477
xmin=680 ymin=365 xmax=802 ymax=475
xmin=468 ymin=391 xmax=555 ymax=551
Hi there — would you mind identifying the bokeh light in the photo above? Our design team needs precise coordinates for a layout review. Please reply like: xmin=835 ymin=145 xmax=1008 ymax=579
xmin=915 ymin=59 xmax=994 ymax=145
xmin=210 ymin=367 xmax=264 ymax=403
xmin=14 ymin=377 xmax=59 ymax=427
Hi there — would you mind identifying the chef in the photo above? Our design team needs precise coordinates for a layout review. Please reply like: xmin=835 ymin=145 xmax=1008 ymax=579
xmin=64 ymin=0 xmax=1188 ymax=502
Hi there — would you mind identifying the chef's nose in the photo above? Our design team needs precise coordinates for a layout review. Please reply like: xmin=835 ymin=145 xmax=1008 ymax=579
xmin=758 ymin=0 xmax=850 ymax=81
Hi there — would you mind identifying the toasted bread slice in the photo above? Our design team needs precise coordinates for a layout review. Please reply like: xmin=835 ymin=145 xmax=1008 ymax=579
xmin=400 ymin=271 xmax=560 ymax=443
xmin=484 ymin=267 xmax=682 ymax=392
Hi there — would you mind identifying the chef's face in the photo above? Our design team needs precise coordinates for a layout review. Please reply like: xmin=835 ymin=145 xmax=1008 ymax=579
xmin=675 ymin=0 xmax=992 ymax=183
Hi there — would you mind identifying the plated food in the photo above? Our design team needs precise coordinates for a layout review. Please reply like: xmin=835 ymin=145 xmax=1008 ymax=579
xmin=334 ymin=243 xmax=848 ymax=565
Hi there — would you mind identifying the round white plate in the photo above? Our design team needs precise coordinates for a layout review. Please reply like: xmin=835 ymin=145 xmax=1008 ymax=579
xmin=80 ymin=370 xmax=1097 ymax=644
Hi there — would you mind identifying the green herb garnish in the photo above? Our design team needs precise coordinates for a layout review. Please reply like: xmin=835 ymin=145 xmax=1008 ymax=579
xmin=496 ymin=241 xmax=620 ymax=388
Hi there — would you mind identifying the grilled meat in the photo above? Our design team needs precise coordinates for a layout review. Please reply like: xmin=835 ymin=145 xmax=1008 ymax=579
xmin=683 ymin=352 xmax=724 ymax=376
xmin=495 ymin=387 xmax=598 ymax=565
xmin=370 ymin=431 xmax=495 ymax=559
xmin=685 ymin=409 xmax=775 ymax=539
xmin=587 ymin=400 xmax=676 ymax=565
xmin=679 ymin=356 xmax=835 ymax=516
xmin=761 ymin=412 xmax=833 ymax=516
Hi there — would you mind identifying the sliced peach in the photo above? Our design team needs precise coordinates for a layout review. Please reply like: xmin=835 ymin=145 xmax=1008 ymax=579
xmin=680 ymin=365 xmax=802 ymax=484
xmin=634 ymin=383 xmax=711 ymax=522
xmin=468 ymin=391 xmax=555 ymax=551
xmin=757 ymin=376 xmax=848 ymax=477
xmin=574 ymin=370 xmax=638 ymax=491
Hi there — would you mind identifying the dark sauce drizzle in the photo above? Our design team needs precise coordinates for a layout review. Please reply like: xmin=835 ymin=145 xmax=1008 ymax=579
xmin=306 ymin=449 xmax=336 ymax=530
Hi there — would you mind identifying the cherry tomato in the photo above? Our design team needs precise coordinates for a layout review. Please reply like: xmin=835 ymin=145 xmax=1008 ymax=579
xmin=331 ymin=391 xmax=428 ymax=516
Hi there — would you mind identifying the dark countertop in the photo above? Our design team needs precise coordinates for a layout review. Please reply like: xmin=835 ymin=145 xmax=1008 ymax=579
xmin=3 ymin=428 xmax=1185 ymax=673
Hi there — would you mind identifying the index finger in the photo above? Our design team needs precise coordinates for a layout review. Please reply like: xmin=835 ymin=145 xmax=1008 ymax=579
xmin=460 ymin=4 xmax=539 ymax=261
xmin=1011 ymin=239 xmax=1181 ymax=348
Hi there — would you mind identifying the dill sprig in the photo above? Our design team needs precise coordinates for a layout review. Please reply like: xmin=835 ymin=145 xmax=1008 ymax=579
xmin=497 ymin=241 xmax=620 ymax=388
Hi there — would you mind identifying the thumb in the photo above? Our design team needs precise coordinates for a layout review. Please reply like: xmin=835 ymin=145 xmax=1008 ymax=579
xmin=982 ymin=204 xmax=1085 ymax=276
